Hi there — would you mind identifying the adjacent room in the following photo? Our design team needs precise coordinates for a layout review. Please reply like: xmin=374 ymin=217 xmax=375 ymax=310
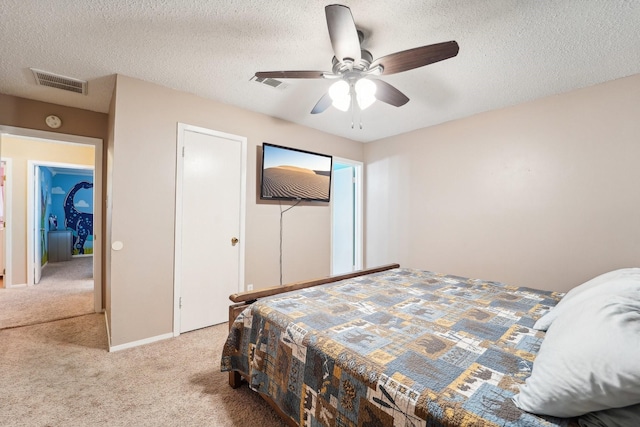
xmin=1 ymin=1 xmax=639 ymax=426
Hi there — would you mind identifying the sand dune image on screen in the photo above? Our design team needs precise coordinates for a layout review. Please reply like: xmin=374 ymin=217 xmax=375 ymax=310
xmin=262 ymin=166 xmax=330 ymax=200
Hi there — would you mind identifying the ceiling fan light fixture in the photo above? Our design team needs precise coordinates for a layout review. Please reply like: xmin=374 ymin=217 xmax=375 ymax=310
xmin=253 ymin=5 xmax=459 ymax=118
xmin=329 ymin=80 xmax=351 ymax=111
xmin=355 ymin=78 xmax=376 ymax=110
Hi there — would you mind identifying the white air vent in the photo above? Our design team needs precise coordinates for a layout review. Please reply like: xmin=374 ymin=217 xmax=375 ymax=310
xmin=250 ymin=75 xmax=288 ymax=90
xmin=30 ymin=68 xmax=88 ymax=95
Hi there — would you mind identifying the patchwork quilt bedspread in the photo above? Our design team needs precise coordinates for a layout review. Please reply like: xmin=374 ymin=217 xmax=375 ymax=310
xmin=221 ymin=268 xmax=568 ymax=427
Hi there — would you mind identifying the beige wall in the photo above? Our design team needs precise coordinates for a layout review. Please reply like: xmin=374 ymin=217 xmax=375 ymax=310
xmin=7 ymin=72 xmax=638 ymax=348
xmin=0 ymin=136 xmax=94 ymax=285
xmin=365 ymin=73 xmax=640 ymax=292
xmin=0 ymin=94 xmax=109 ymax=141
xmin=108 ymin=75 xmax=363 ymax=347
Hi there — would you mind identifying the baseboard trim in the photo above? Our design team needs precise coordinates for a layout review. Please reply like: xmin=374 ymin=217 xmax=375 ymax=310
xmin=8 ymin=283 xmax=27 ymax=288
xmin=108 ymin=332 xmax=174 ymax=352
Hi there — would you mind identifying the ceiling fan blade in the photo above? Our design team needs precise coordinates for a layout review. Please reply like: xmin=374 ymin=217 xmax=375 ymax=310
xmin=255 ymin=71 xmax=325 ymax=79
xmin=325 ymin=4 xmax=361 ymax=63
xmin=371 ymin=41 xmax=459 ymax=75
xmin=311 ymin=92 xmax=332 ymax=114
xmin=371 ymin=79 xmax=409 ymax=107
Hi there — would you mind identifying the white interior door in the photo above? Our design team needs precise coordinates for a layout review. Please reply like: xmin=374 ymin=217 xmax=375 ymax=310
xmin=0 ymin=223 xmax=3 ymax=278
xmin=175 ymin=124 xmax=246 ymax=333
xmin=0 ymin=160 xmax=5 ymax=280
xmin=332 ymin=166 xmax=355 ymax=274
xmin=1 ymin=157 xmax=11 ymax=288
xmin=331 ymin=159 xmax=363 ymax=275
xmin=33 ymin=165 xmax=42 ymax=284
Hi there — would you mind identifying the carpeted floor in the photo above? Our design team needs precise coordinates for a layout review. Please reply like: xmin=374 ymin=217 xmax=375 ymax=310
xmin=0 ymin=257 xmax=94 ymax=330
xmin=0 ymin=313 xmax=285 ymax=426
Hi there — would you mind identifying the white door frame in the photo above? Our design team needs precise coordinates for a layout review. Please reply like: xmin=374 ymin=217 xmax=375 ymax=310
xmin=32 ymin=163 xmax=43 ymax=284
xmin=1 ymin=157 xmax=13 ymax=288
xmin=173 ymin=123 xmax=247 ymax=336
xmin=331 ymin=157 xmax=363 ymax=274
xmin=1 ymin=126 xmax=103 ymax=312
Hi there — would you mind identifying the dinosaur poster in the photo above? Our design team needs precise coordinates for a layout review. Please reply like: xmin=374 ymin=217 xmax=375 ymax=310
xmin=63 ymin=181 xmax=94 ymax=254
xmin=49 ymin=174 xmax=94 ymax=256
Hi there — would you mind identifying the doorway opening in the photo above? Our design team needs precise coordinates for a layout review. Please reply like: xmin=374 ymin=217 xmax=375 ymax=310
xmin=331 ymin=158 xmax=363 ymax=275
xmin=0 ymin=127 xmax=103 ymax=329
xmin=28 ymin=161 xmax=95 ymax=286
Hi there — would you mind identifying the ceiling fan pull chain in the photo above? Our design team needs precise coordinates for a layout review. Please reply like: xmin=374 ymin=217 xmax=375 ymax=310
xmin=354 ymin=99 xmax=363 ymax=129
xmin=351 ymin=95 xmax=356 ymax=128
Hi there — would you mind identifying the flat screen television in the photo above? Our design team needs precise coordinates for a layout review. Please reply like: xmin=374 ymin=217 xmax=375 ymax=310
xmin=260 ymin=142 xmax=333 ymax=202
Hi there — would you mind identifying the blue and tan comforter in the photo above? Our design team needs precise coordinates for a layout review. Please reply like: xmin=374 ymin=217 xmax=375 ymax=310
xmin=221 ymin=268 xmax=569 ymax=426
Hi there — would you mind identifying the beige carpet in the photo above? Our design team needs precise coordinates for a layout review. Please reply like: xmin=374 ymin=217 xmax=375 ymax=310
xmin=0 ymin=313 xmax=285 ymax=426
xmin=0 ymin=257 xmax=94 ymax=330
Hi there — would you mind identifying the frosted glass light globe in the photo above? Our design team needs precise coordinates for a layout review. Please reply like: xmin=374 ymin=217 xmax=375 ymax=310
xmin=355 ymin=78 xmax=376 ymax=110
xmin=329 ymin=80 xmax=351 ymax=111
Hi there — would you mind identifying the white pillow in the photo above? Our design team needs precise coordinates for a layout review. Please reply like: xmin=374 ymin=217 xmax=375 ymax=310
xmin=513 ymin=287 xmax=640 ymax=417
xmin=533 ymin=268 xmax=640 ymax=331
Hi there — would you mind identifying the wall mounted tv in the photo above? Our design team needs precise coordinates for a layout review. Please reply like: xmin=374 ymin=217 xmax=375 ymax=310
xmin=260 ymin=142 xmax=333 ymax=202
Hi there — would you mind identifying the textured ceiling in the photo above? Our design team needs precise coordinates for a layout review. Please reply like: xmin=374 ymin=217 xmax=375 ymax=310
xmin=1 ymin=0 xmax=639 ymax=142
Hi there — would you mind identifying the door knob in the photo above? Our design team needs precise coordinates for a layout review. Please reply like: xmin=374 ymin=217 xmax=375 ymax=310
xmin=231 ymin=237 xmax=239 ymax=246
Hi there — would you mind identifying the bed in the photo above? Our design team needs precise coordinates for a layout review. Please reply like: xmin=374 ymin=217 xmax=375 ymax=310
xmin=221 ymin=265 xmax=640 ymax=426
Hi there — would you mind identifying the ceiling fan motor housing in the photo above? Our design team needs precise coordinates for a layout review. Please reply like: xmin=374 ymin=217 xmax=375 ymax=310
xmin=331 ymin=49 xmax=373 ymax=75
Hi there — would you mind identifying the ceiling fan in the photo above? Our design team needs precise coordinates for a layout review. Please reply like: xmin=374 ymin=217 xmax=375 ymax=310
xmin=254 ymin=4 xmax=459 ymax=115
